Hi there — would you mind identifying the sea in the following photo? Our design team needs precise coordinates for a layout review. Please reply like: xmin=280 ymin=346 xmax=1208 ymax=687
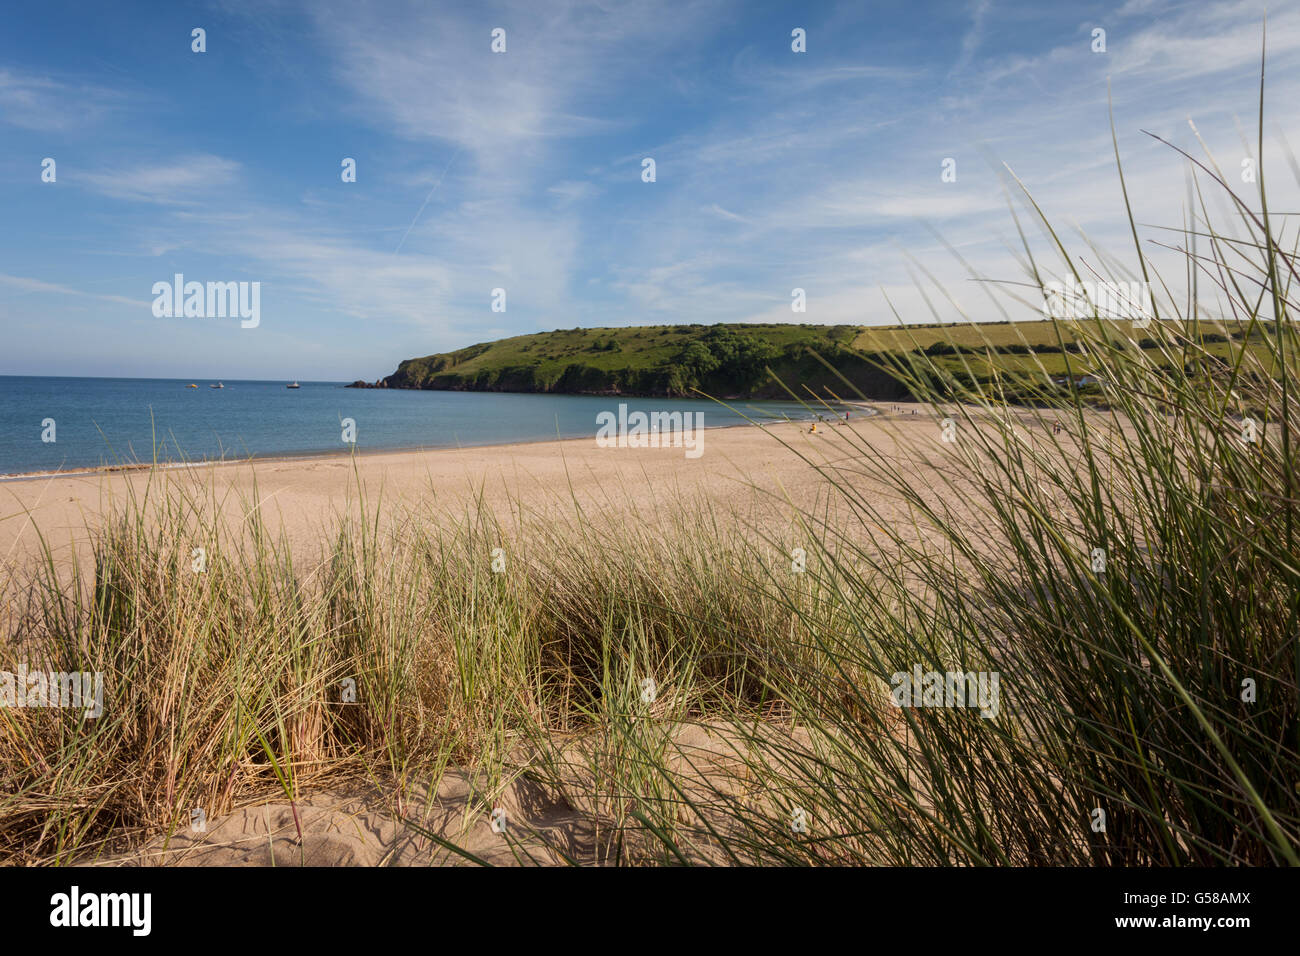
xmin=0 ymin=377 xmax=832 ymax=477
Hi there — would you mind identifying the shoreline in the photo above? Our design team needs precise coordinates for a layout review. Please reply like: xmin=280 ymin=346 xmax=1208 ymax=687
xmin=0 ymin=401 xmax=882 ymax=484
xmin=0 ymin=402 xmax=913 ymax=577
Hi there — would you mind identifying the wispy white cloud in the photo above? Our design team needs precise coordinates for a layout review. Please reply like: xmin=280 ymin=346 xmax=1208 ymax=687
xmin=0 ymin=272 xmax=146 ymax=308
xmin=79 ymin=155 xmax=242 ymax=205
xmin=0 ymin=67 xmax=128 ymax=131
xmin=950 ymin=0 xmax=992 ymax=75
xmin=304 ymin=0 xmax=724 ymax=179
xmin=705 ymin=203 xmax=750 ymax=223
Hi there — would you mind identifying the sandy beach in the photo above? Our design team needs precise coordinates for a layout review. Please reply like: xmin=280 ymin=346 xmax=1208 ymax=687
xmin=1 ymin=406 xmax=933 ymax=577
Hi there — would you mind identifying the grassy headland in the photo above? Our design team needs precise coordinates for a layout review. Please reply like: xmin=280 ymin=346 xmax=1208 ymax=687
xmin=358 ymin=318 xmax=1279 ymax=406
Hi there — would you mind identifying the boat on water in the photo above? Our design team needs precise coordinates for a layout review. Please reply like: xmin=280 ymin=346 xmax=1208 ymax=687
xmin=286 ymin=381 xmax=300 ymax=389
xmin=186 ymin=383 xmax=198 ymax=388
xmin=210 ymin=383 xmax=224 ymax=389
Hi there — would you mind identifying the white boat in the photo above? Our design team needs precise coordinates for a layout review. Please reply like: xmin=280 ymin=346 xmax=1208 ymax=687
xmin=210 ymin=382 xmax=224 ymax=389
xmin=286 ymin=381 xmax=300 ymax=389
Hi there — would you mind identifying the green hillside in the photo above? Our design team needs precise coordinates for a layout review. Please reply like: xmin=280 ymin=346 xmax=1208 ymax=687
xmin=356 ymin=319 xmax=1276 ymax=402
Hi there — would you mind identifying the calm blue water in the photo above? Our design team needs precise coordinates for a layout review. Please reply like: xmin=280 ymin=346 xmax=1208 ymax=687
xmin=0 ymin=377 xmax=828 ymax=477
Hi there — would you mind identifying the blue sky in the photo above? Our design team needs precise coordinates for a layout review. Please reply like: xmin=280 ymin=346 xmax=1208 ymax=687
xmin=2 ymin=0 xmax=1298 ymax=380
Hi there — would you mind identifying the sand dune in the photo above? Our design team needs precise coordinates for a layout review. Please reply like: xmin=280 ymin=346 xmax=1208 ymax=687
xmin=98 ymin=722 xmax=808 ymax=867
